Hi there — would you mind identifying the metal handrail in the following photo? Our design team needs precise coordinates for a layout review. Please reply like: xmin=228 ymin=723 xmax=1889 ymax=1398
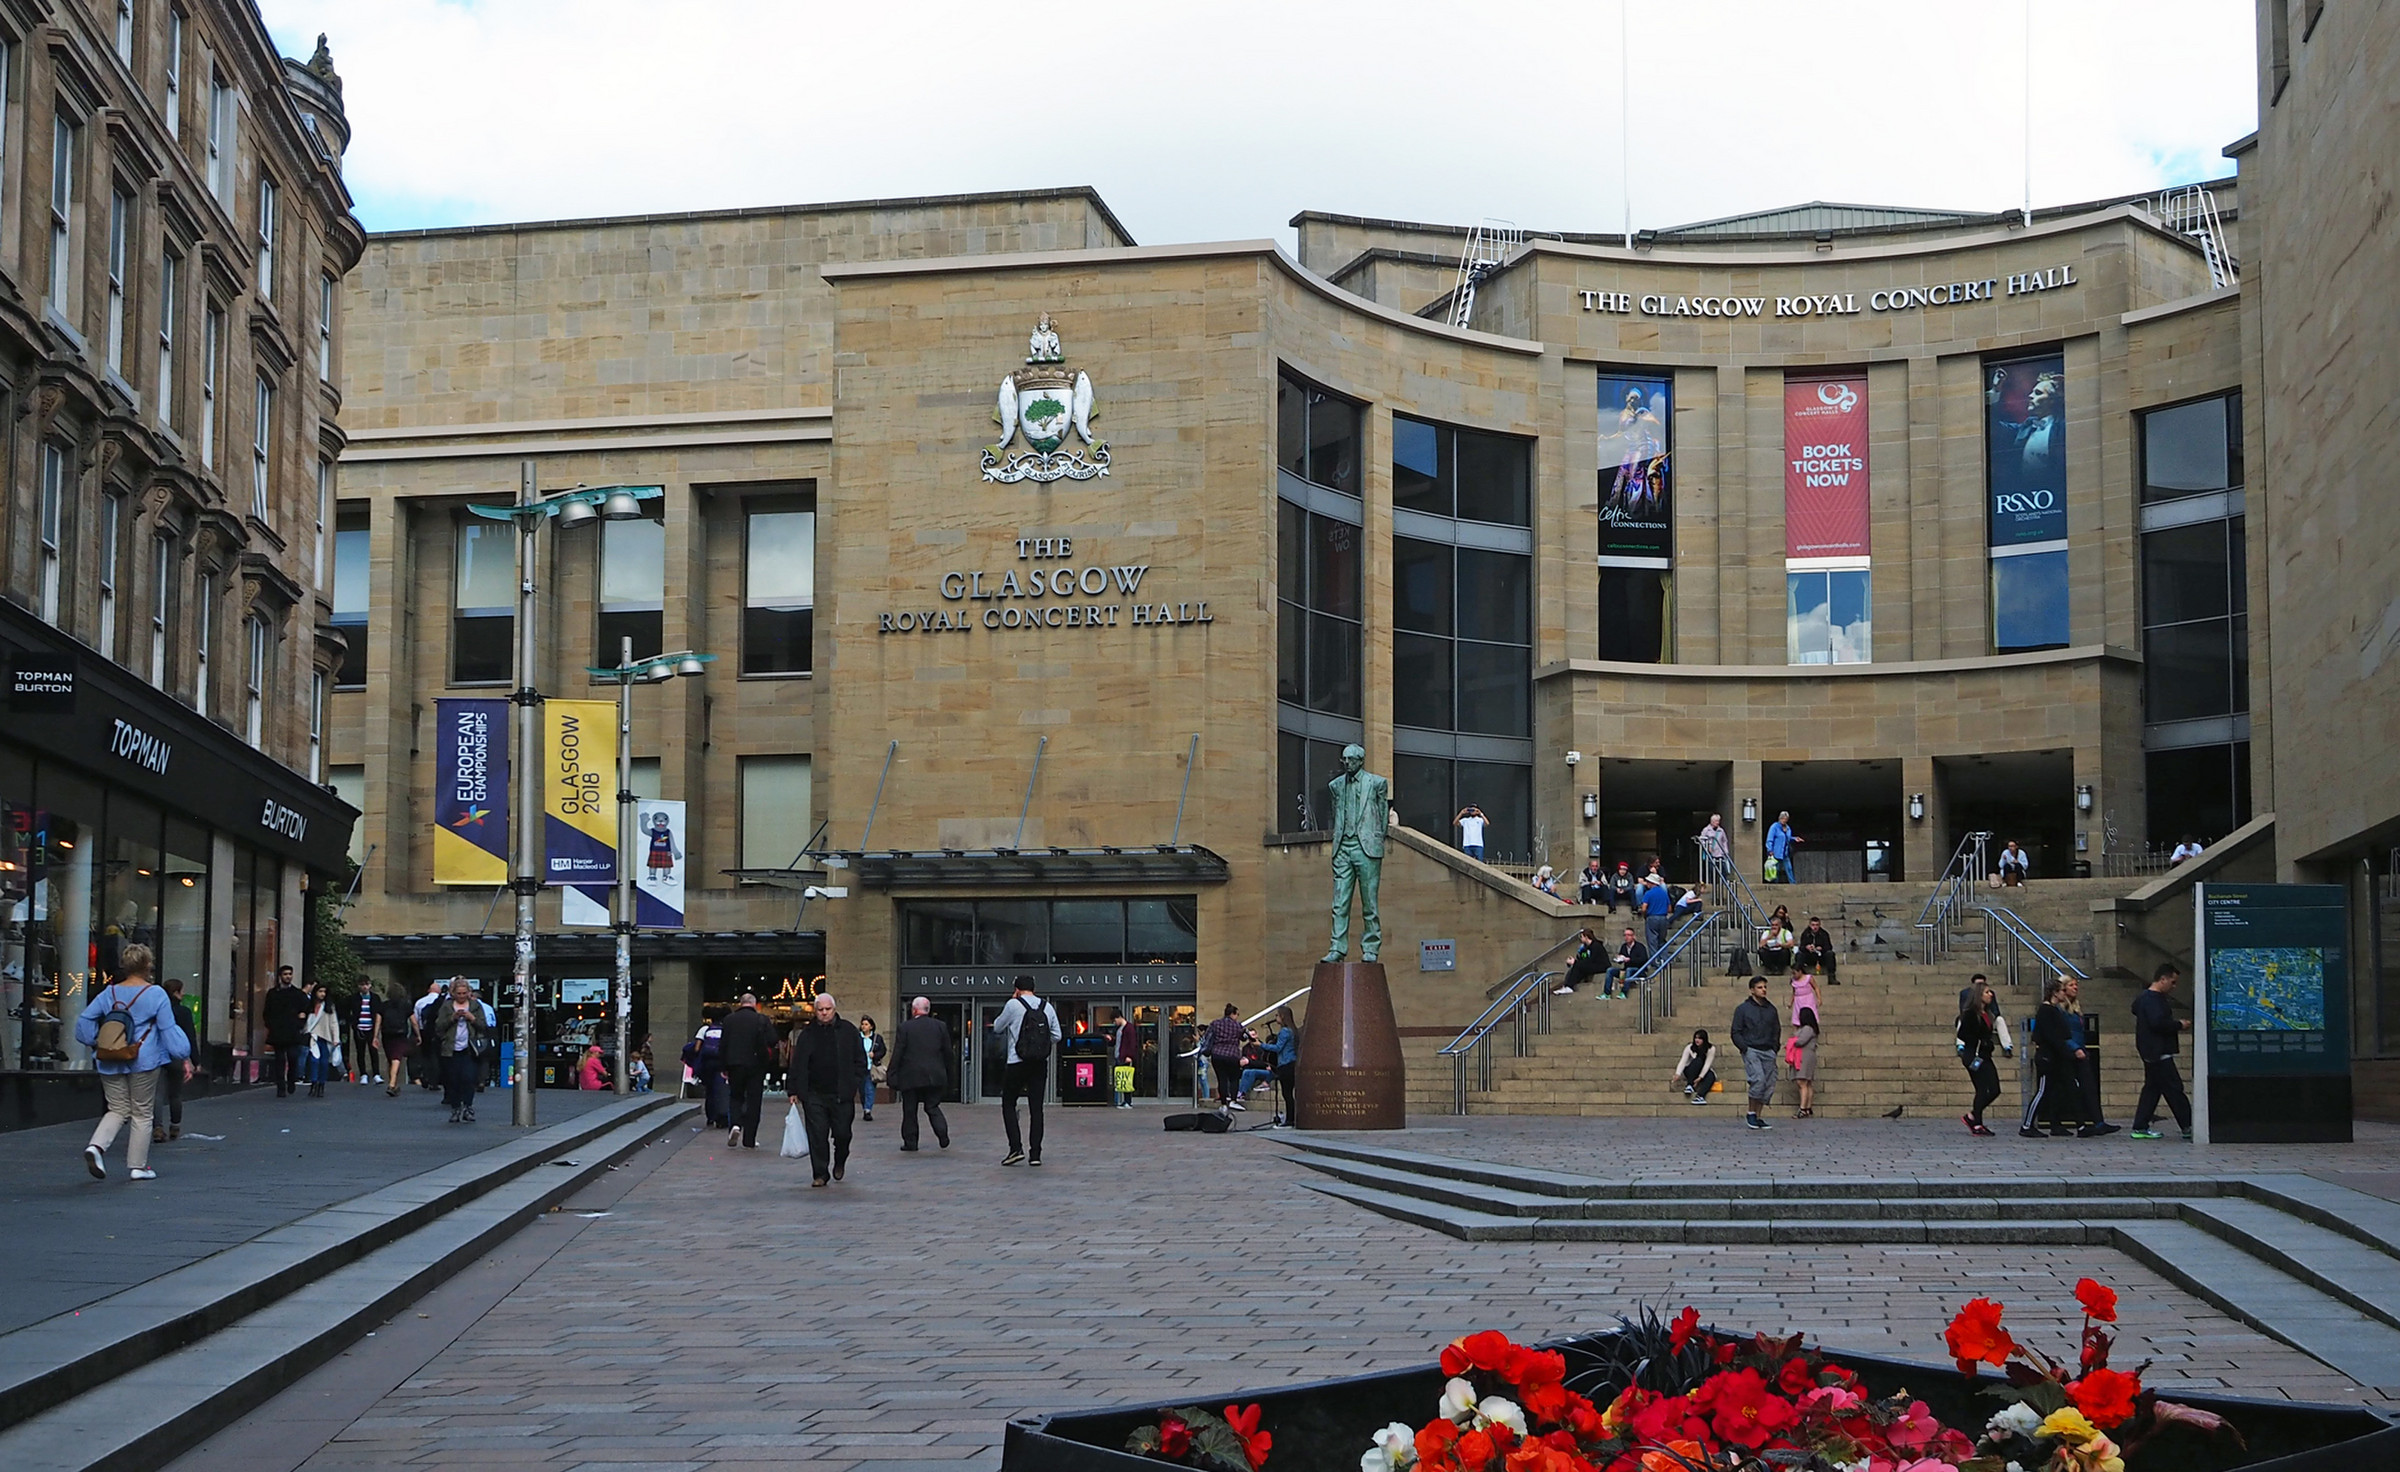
xmin=1980 ymin=905 xmax=2088 ymax=989
xmin=1913 ymin=830 xmax=1992 ymax=961
xmin=1701 ymin=853 xmax=1766 ymax=931
xmin=1440 ymin=931 xmax=1589 ymax=1114
xmin=1627 ymin=909 xmax=1721 ymax=1034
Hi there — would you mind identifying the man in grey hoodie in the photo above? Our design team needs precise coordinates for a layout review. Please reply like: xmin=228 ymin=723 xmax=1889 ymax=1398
xmin=989 ymin=975 xmax=1062 ymax=1168
xmin=1730 ymin=975 xmax=1781 ymax=1132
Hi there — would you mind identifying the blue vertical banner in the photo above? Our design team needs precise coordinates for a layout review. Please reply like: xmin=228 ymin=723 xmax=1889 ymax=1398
xmin=432 ymin=699 xmax=509 ymax=885
xmin=634 ymin=799 xmax=686 ymax=928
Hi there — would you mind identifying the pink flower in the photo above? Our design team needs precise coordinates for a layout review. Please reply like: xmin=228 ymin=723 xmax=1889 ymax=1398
xmin=1795 ymin=1385 xmax=1863 ymax=1417
xmin=1884 ymin=1400 xmax=1945 ymax=1452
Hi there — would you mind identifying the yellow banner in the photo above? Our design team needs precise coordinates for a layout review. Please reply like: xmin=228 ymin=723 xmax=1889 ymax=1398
xmin=542 ymin=700 xmax=618 ymax=885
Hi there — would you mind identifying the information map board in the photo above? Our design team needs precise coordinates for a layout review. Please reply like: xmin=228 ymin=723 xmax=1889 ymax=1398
xmin=2197 ymin=883 xmax=2351 ymax=1143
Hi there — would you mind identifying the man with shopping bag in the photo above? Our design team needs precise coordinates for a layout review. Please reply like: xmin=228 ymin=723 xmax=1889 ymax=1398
xmin=786 ymin=992 xmax=864 ymax=1187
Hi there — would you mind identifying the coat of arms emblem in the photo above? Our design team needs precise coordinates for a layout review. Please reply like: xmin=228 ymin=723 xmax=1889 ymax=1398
xmin=983 ymin=314 xmax=1109 ymax=483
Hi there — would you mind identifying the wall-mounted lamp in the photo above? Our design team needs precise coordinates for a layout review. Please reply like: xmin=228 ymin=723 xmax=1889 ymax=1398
xmin=2075 ymin=784 xmax=2094 ymax=814
xmin=1740 ymin=797 xmax=1758 ymax=824
xmin=1582 ymin=793 xmax=1598 ymax=820
xmin=1908 ymin=792 xmax=1926 ymax=822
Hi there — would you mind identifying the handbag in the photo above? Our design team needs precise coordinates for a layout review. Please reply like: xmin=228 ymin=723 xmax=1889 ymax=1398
xmin=777 ymin=1103 xmax=808 ymax=1159
xmin=1783 ymin=1036 xmax=1804 ymax=1070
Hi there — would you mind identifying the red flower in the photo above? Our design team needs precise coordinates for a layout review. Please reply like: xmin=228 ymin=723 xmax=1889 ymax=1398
xmin=1667 ymin=1307 xmax=1701 ymax=1353
xmin=1444 ymin=1331 xmax=1520 ymax=1379
xmin=1222 ymin=1404 xmax=1271 ymax=1471
xmin=1457 ymin=1428 xmax=1501 ymax=1471
xmin=1418 ymin=1419 xmax=1463 ymax=1470
xmin=1157 ymin=1415 xmax=1190 ymax=1461
xmin=1942 ymin=1297 xmax=2016 ymax=1375
xmin=2075 ymin=1277 xmax=2119 ymax=1324
xmin=1713 ymin=1341 xmax=1737 ymax=1365
xmin=1504 ymin=1432 xmax=1585 ymax=1472
xmin=1505 ymin=1345 xmax=1569 ymax=1390
xmin=1637 ymin=1440 xmax=1711 ymax=1472
xmin=1628 ymin=1391 xmax=1711 ymax=1447
xmin=2067 ymin=1367 xmax=2142 ymax=1430
xmin=1693 ymin=1368 xmax=1799 ymax=1450
xmin=1519 ymin=1379 xmax=1572 ymax=1424
xmin=1776 ymin=1357 xmax=1816 ymax=1396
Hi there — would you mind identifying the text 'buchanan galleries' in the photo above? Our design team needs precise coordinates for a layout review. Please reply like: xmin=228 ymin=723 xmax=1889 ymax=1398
xmin=875 ymin=535 xmax=1213 ymax=636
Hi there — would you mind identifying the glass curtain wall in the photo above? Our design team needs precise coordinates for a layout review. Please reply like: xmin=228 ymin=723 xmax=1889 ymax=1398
xmin=1275 ymin=369 xmax=1365 ymax=833
xmin=2138 ymin=392 xmax=2251 ymax=849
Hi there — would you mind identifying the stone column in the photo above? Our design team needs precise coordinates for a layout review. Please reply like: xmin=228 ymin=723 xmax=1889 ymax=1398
xmin=1903 ymin=755 xmax=1942 ymax=881
xmin=1729 ymin=759 xmax=1764 ymax=884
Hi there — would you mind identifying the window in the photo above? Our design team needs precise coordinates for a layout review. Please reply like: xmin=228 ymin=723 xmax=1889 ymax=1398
xmin=738 ymin=755 xmax=813 ymax=870
xmin=1597 ymin=569 xmax=1671 ymax=662
xmin=255 ymin=176 xmax=276 ymax=298
xmin=156 ymin=249 xmax=178 ymax=427
xmin=900 ymin=897 xmax=1197 ymax=967
xmin=328 ymin=766 xmax=365 ymax=865
xmin=49 ymin=112 xmax=77 ymax=312
xmin=1986 ymin=353 xmax=2070 ymax=652
xmin=2146 ymin=742 xmax=2251 ymax=855
xmin=1276 ymin=499 xmax=1362 ymax=718
xmin=308 ymin=671 xmax=325 ymax=780
xmin=451 ymin=514 xmax=515 ymax=685
xmin=1276 ymin=370 xmax=1361 ymax=495
xmin=331 ymin=507 xmax=367 ymax=687
xmin=164 ymin=10 xmax=182 ymax=137
xmin=99 ymin=495 xmax=122 ymax=656
xmin=194 ymin=572 xmax=213 ymax=716
xmin=38 ymin=443 xmax=67 ymax=623
xmin=206 ymin=75 xmax=232 ymax=199
xmin=1393 ymin=756 xmax=1533 ymax=865
xmin=2142 ymin=518 xmax=2248 ymax=725
xmin=599 ymin=509 xmax=665 ymax=664
xmin=2142 ymin=392 xmax=2242 ymax=503
xmin=244 ymin=615 xmax=269 ymax=746
xmin=314 ymin=458 xmax=332 ymax=584
xmin=741 ymin=503 xmax=814 ymax=675
xmin=1393 ymin=538 xmax=1531 ymax=735
xmin=114 ymin=0 xmax=134 ymax=63
xmin=200 ymin=304 xmax=222 ymax=466
xmin=1785 ymin=568 xmax=1872 ymax=664
xmin=150 ymin=533 xmax=173 ymax=686
xmin=251 ymin=375 xmax=274 ymax=519
xmin=1393 ymin=414 xmax=1532 ymax=526
xmin=318 ymin=273 xmax=335 ymax=380
xmin=106 ymin=188 xmax=130 ymax=375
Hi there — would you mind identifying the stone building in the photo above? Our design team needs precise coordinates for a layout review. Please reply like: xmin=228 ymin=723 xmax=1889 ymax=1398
xmin=0 ymin=1 xmax=361 ymax=1083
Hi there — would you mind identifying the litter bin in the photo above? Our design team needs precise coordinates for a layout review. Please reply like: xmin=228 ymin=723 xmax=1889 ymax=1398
xmin=2077 ymin=1010 xmax=2105 ymax=1126
xmin=1057 ymin=1036 xmax=1112 ymax=1106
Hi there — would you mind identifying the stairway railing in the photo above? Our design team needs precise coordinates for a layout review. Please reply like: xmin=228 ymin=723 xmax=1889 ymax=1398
xmin=1980 ymin=904 xmax=2088 ymax=990
xmin=1702 ymin=853 xmax=1766 ymax=931
xmin=1914 ymin=830 xmax=1992 ymax=962
xmin=1438 ymin=931 xmax=1588 ymax=1115
xmin=1629 ymin=909 xmax=1724 ymax=1035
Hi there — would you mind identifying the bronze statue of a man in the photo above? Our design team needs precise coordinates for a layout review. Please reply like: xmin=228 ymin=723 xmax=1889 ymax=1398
xmin=1323 ymin=744 xmax=1389 ymax=964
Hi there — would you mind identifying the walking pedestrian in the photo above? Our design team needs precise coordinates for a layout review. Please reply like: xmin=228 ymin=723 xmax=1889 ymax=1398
xmin=856 ymin=1015 xmax=886 ymax=1122
xmin=1788 ymin=1006 xmax=1820 ymax=1118
xmin=1112 ymin=1010 xmax=1142 ymax=1107
xmin=1765 ymin=810 xmax=1801 ymax=883
xmin=887 ymin=995 xmax=954 ymax=1151
xmin=302 ymin=984 xmax=342 ymax=1097
xmin=682 ymin=1009 xmax=729 ymax=1128
xmin=1268 ymin=1005 xmax=1300 ymax=1127
xmin=77 ymin=946 xmax=189 ymax=1181
xmin=2023 ymin=975 xmax=2101 ymax=1138
xmin=376 ymin=984 xmax=416 ymax=1096
xmin=2129 ymin=963 xmax=2194 ymax=1141
xmin=352 ymin=984 xmax=378 ymax=1084
xmin=1697 ymin=814 xmax=1731 ymax=883
xmin=1670 ymin=1027 xmax=1718 ymax=1105
xmin=718 ymin=992 xmax=777 ymax=1148
xmin=1789 ymin=966 xmax=1822 ymax=1028
xmin=263 ymin=965 xmax=307 ymax=1097
xmin=1202 ymin=1003 xmax=1247 ymax=1111
xmin=1956 ymin=980 xmax=2003 ymax=1136
xmin=411 ymin=979 xmax=446 ymax=1090
xmin=153 ymin=978 xmax=199 ymax=1144
xmin=429 ymin=977 xmax=489 ymax=1123
xmin=990 ymin=976 xmax=1062 ymax=1166
xmin=787 ymin=991 xmax=864 ymax=1184
xmin=2058 ymin=976 xmax=2119 ymax=1134
xmin=1731 ymin=975 xmax=1781 ymax=1131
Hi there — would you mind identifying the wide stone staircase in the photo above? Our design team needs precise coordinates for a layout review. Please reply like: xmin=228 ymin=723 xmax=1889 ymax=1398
xmin=1405 ymin=877 xmax=2149 ymax=1120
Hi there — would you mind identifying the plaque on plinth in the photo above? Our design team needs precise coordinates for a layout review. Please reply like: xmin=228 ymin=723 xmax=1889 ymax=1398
xmin=1293 ymin=961 xmax=1406 ymax=1130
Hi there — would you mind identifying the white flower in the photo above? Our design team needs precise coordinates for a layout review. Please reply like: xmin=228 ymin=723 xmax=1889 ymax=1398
xmin=2006 ymin=1463 xmax=2026 ymax=1472
xmin=1476 ymin=1396 xmax=1527 ymax=1438
xmin=1439 ymin=1377 xmax=1479 ymax=1423
xmin=1361 ymin=1423 xmax=1419 ymax=1472
xmin=1987 ymin=1403 xmax=2044 ymax=1438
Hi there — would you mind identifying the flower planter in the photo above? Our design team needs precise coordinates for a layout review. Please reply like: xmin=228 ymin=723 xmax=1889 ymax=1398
xmin=999 ymin=1331 xmax=2399 ymax=1472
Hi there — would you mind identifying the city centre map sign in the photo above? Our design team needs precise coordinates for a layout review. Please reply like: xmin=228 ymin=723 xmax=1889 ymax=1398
xmin=2195 ymin=883 xmax=2351 ymax=1143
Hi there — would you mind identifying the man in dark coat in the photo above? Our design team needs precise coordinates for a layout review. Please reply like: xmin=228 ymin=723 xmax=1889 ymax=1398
xmin=786 ymin=991 xmax=864 ymax=1186
xmin=886 ymin=995 xmax=955 ymax=1152
xmin=262 ymin=966 xmax=307 ymax=1097
xmin=716 ymin=992 xmax=777 ymax=1149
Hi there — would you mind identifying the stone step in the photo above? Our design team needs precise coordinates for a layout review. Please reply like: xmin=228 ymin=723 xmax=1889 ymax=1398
xmin=2179 ymin=1198 xmax=2400 ymax=1335
xmin=2114 ymin=1221 xmax=2400 ymax=1392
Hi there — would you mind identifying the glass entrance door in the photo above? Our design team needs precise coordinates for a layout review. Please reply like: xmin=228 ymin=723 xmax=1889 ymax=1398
xmin=976 ymin=1002 xmax=1007 ymax=1102
xmin=928 ymin=1001 xmax=968 ymax=1103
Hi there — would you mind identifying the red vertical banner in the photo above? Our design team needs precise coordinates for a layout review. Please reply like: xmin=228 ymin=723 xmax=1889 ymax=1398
xmin=1784 ymin=377 xmax=1871 ymax=558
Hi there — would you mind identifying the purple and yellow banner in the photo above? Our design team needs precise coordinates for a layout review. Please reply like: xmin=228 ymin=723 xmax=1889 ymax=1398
xmin=543 ymin=700 xmax=617 ymax=886
xmin=433 ymin=699 xmax=509 ymax=885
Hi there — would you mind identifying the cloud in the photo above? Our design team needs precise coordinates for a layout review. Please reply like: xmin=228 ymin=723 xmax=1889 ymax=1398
xmin=263 ymin=0 xmax=2257 ymax=244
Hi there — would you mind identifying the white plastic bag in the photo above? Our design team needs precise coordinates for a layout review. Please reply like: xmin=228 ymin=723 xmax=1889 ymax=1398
xmin=777 ymin=1103 xmax=808 ymax=1159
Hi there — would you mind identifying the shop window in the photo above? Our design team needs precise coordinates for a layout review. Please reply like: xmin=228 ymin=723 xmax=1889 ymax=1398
xmin=2142 ymin=392 xmax=2242 ymax=503
xmin=1598 ymin=568 xmax=1671 ymax=662
xmin=1786 ymin=568 xmax=1872 ymax=665
xmin=742 ymin=503 xmax=814 ymax=675
xmin=1276 ymin=369 xmax=1361 ymax=496
xmin=1126 ymin=898 xmax=1199 ymax=964
xmin=1986 ymin=354 xmax=2069 ymax=653
xmin=737 ymin=754 xmax=812 ymax=870
xmin=1393 ymin=413 xmax=1530 ymax=527
xmin=451 ymin=514 xmax=515 ymax=685
xmin=332 ymin=507 xmax=368 ymax=687
xmin=1049 ymin=900 xmax=1125 ymax=964
xmin=598 ymin=509 xmax=665 ymax=665
xmin=161 ymin=816 xmax=210 ymax=1031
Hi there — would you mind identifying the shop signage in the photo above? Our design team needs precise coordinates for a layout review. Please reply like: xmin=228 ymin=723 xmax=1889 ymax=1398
xmin=982 ymin=315 xmax=1110 ymax=484
xmin=1784 ymin=377 xmax=1871 ymax=559
xmin=873 ymin=537 xmax=1213 ymax=637
xmin=109 ymin=717 xmax=174 ymax=776
xmin=9 ymin=650 xmax=76 ymax=712
xmin=899 ymin=964 xmax=1197 ymax=997
xmin=433 ymin=697 xmax=510 ymax=885
xmin=543 ymin=700 xmax=617 ymax=885
xmin=1579 ymin=265 xmax=2078 ymax=318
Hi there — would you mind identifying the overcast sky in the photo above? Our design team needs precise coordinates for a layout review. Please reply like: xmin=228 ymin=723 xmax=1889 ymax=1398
xmin=260 ymin=1 xmax=2258 ymax=248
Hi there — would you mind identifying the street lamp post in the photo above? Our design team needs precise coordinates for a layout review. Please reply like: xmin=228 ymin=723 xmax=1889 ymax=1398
xmin=473 ymin=463 xmax=664 ymax=1127
xmin=590 ymin=640 xmax=713 ymax=1095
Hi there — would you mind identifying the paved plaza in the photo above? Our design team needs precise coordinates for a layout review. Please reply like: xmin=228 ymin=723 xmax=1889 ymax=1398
xmin=160 ymin=1103 xmax=2400 ymax=1472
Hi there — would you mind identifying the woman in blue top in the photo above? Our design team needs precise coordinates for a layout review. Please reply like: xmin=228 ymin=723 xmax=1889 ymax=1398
xmin=1268 ymin=1005 xmax=1301 ymax=1128
xmin=74 ymin=943 xmax=192 ymax=1182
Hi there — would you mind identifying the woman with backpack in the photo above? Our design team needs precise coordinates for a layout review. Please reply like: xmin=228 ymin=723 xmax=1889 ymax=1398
xmin=75 ymin=944 xmax=190 ymax=1181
